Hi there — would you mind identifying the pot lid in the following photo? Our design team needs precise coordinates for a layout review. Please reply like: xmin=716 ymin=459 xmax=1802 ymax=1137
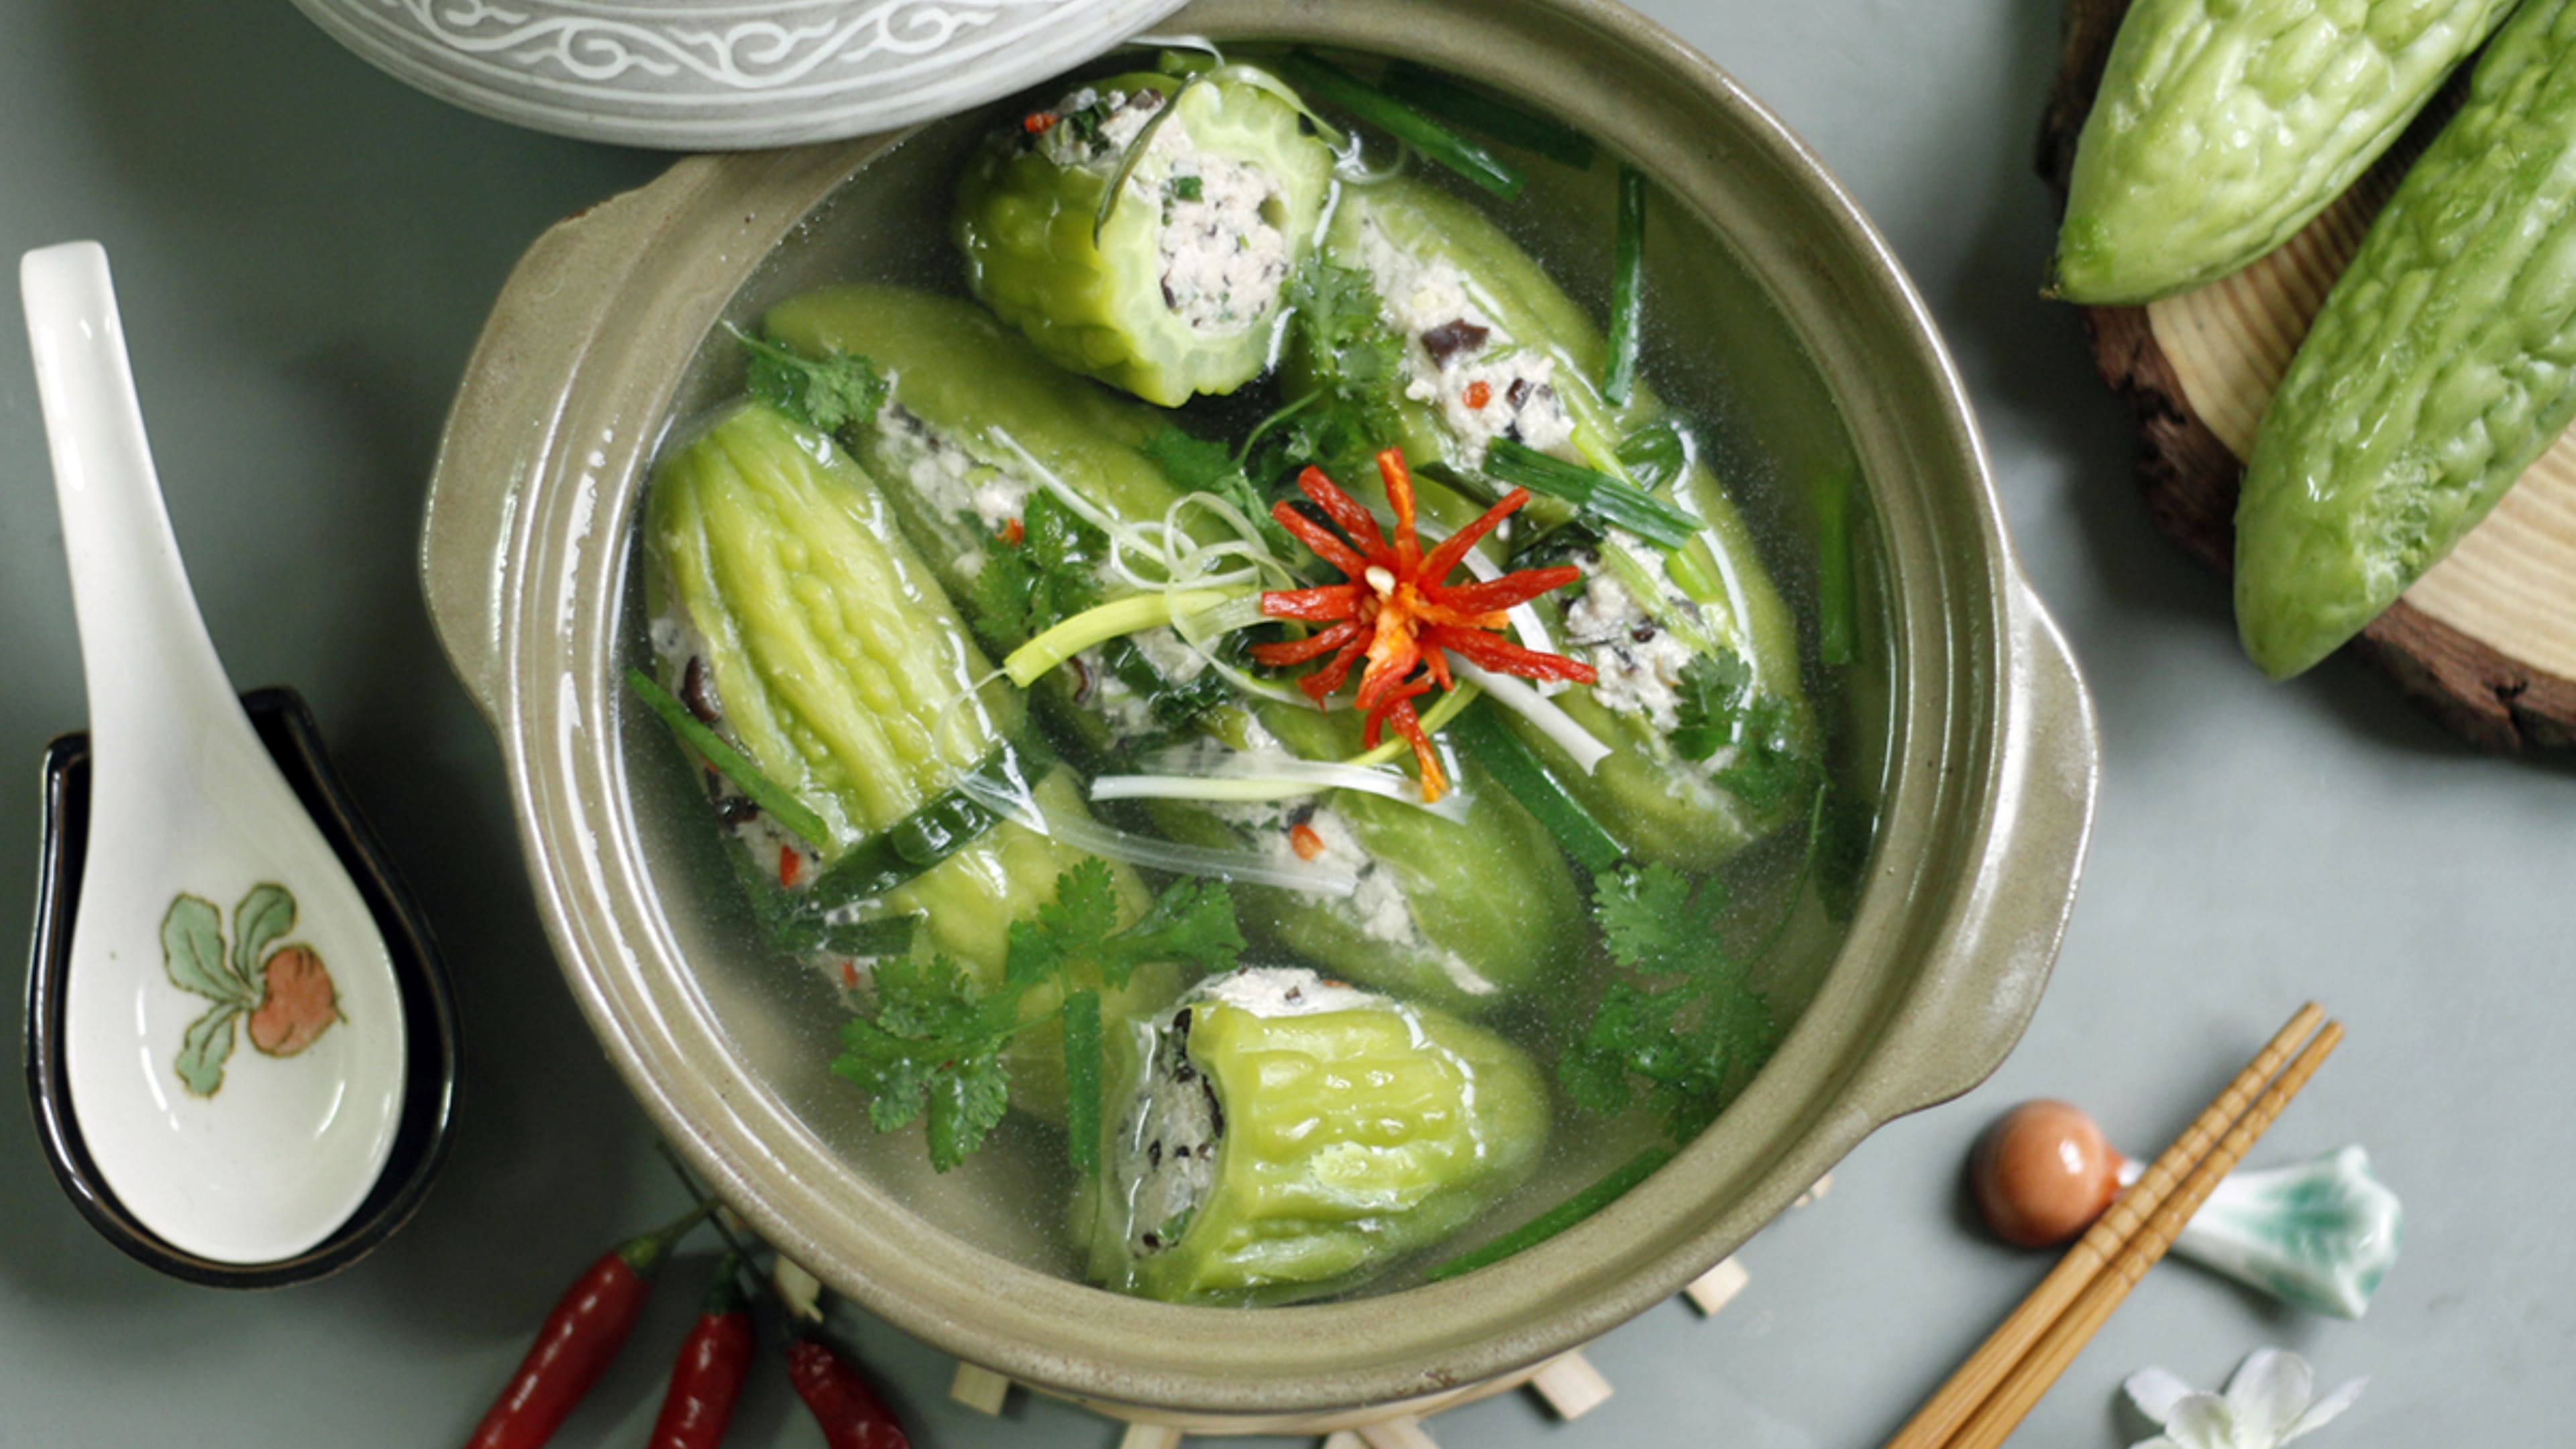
xmin=284 ymin=0 xmax=1193 ymax=150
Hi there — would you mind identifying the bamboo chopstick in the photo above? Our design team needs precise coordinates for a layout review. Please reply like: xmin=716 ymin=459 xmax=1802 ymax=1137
xmin=1939 ymin=1018 xmax=2341 ymax=1449
xmin=1880 ymin=1004 xmax=2334 ymax=1449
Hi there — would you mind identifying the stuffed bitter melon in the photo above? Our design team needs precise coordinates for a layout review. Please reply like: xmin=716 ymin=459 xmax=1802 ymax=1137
xmin=956 ymin=66 xmax=1336 ymax=406
xmin=763 ymin=284 xmax=1224 ymax=759
xmin=1081 ymin=967 xmax=1548 ymax=1305
xmin=2237 ymin=0 xmax=2576 ymax=679
xmin=645 ymin=402 xmax=1175 ymax=1112
xmin=2057 ymin=0 xmax=2516 ymax=304
xmin=758 ymin=284 xmax=1584 ymax=1011
xmin=1294 ymin=176 xmax=1815 ymax=869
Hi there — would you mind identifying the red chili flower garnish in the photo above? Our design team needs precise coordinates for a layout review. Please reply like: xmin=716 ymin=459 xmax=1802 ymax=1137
xmin=1023 ymin=111 xmax=1059 ymax=135
xmin=1251 ymin=448 xmax=1596 ymax=802
xmin=1463 ymin=380 xmax=1492 ymax=410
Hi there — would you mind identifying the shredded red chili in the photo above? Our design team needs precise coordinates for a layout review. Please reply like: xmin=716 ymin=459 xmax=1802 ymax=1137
xmin=1252 ymin=448 xmax=1596 ymax=801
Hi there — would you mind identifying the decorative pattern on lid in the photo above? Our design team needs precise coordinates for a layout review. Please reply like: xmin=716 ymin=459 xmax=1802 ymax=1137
xmin=286 ymin=0 xmax=1193 ymax=149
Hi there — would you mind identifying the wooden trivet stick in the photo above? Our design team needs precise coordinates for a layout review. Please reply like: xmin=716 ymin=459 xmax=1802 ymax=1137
xmin=2041 ymin=0 xmax=2576 ymax=749
xmin=945 ymin=1169 xmax=1829 ymax=1440
xmin=950 ymin=1362 xmax=1013 ymax=1416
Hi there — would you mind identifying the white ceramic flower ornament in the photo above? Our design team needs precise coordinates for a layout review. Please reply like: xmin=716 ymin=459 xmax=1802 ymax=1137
xmin=2126 ymin=1349 xmax=2364 ymax=1449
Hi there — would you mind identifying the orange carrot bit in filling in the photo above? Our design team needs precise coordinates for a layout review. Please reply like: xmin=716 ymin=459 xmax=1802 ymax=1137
xmin=1288 ymin=821 xmax=1327 ymax=861
xmin=1023 ymin=111 xmax=1059 ymax=135
xmin=1250 ymin=447 xmax=1597 ymax=802
xmin=778 ymin=844 xmax=802 ymax=888
xmin=1000 ymin=516 xmax=1025 ymax=547
xmin=839 ymin=960 xmax=861 ymax=989
xmin=1463 ymin=380 xmax=1493 ymax=410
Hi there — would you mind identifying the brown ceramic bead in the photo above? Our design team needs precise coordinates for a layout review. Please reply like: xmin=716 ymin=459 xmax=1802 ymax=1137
xmin=1970 ymin=1099 xmax=2123 ymax=1247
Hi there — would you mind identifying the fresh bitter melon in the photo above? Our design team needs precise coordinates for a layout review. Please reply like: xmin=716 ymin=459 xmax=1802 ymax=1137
xmin=2057 ymin=0 xmax=2516 ymax=303
xmin=2237 ymin=0 xmax=2576 ymax=678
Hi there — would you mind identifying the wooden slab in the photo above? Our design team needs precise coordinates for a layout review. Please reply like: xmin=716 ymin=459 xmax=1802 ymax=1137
xmin=2039 ymin=0 xmax=2576 ymax=749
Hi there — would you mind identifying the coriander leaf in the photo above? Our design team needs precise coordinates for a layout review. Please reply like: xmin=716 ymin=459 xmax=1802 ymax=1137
xmin=1715 ymin=696 xmax=1811 ymax=811
xmin=1595 ymin=862 xmax=1727 ymax=977
xmin=830 ymin=955 xmax=1018 ymax=1169
xmin=1022 ymin=490 xmax=1107 ymax=631
xmin=735 ymin=327 xmax=889 ymax=434
xmin=1008 ymin=857 xmax=1121 ymax=989
xmin=1259 ymin=256 xmax=1408 ymax=486
xmin=1097 ymin=877 xmax=1246 ymax=987
xmin=871 ymin=953 xmax=987 ymax=1041
xmin=830 ymin=865 xmax=1244 ymax=1173
xmin=1562 ymin=863 xmax=1779 ymax=1141
xmin=1668 ymin=651 xmax=1754 ymax=762
xmin=969 ymin=535 xmax=1036 ymax=645
xmin=924 ymin=1050 xmax=1013 ymax=1173
xmin=836 ymin=1020 xmax=938 ymax=1132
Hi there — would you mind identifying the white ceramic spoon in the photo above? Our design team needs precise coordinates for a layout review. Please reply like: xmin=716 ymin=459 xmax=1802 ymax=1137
xmin=22 ymin=241 xmax=407 ymax=1265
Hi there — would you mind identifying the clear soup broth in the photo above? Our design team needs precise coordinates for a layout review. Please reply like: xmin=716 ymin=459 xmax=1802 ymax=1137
xmin=620 ymin=48 xmax=1890 ymax=1303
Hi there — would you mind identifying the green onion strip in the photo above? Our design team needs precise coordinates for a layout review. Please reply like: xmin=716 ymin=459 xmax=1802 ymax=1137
xmin=627 ymin=667 xmax=833 ymax=847
xmin=1276 ymin=50 xmax=1526 ymax=200
xmin=1446 ymin=702 xmax=1626 ymax=873
xmin=1381 ymin=61 xmax=1597 ymax=169
xmin=1602 ymin=166 xmax=1646 ymax=406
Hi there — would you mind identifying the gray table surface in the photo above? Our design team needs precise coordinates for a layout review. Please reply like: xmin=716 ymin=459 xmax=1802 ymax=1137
xmin=2 ymin=1 xmax=2567 ymax=1444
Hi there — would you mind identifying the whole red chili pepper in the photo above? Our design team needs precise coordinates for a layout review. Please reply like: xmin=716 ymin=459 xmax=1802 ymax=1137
xmin=464 ymin=1204 xmax=709 ymax=1449
xmin=787 ymin=1336 xmax=911 ymax=1449
xmin=646 ymin=1256 xmax=754 ymax=1449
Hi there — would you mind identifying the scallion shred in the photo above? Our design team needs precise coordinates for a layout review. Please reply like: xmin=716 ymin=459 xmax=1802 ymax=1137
xmin=628 ymin=667 xmax=831 ymax=847
xmin=1381 ymin=61 xmax=1597 ymax=168
xmin=1276 ymin=50 xmax=1526 ymax=200
xmin=1485 ymin=438 xmax=1698 ymax=550
xmin=1603 ymin=166 xmax=1647 ymax=405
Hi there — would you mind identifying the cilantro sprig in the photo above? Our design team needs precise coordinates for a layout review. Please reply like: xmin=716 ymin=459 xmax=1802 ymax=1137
xmin=1558 ymin=862 xmax=1780 ymax=1140
xmin=1255 ymin=256 xmax=1410 ymax=487
xmin=733 ymin=326 xmax=889 ymax=434
xmin=1670 ymin=652 xmax=1815 ymax=812
xmin=829 ymin=861 xmax=1244 ymax=1171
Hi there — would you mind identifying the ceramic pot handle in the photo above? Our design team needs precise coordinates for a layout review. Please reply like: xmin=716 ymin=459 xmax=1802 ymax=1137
xmin=419 ymin=183 xmax=667 ymax=722
xmin=1856 ymin=573 xmax=2100 ymax=1123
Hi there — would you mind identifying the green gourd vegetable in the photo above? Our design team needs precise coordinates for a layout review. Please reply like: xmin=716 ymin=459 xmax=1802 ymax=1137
xmin=2237 ymin=0 xmax=2576 ymax=679
xmin=1155 ymin=704 xmax=1585 ymax=1015
xmin=956 ymin=66 xmax=1336 ymax=406
xmin=2055 ymin=0 xmax=2516 ymax=304
xmin=646 ymin=403 xmax=1175 ymax=1113
xmin=1295 ymin=176 xmax=1815 ymax=869
xmin=1081 ymin=967 xmax=1549 ymax=1305
xmin=759 ymin=284 xmax=1586 ymax=1011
